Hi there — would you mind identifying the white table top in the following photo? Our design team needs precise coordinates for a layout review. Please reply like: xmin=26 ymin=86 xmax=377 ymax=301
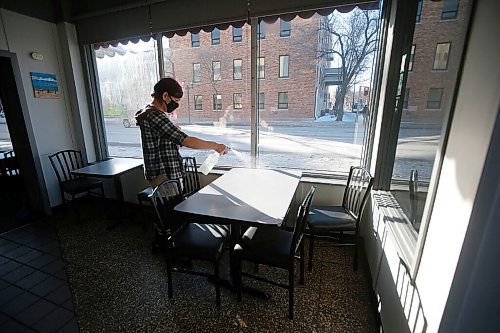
xmin=72 ymin=158 xmax=143 ymax=178
xmin=175 ymin=168 xmax=302 ymax=227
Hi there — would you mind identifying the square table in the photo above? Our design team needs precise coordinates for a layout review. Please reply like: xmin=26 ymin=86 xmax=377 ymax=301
xmin=72 ymin=157 xmax=144 ymax=229
xmin=174 ymin=167 xmax=302 ymax=293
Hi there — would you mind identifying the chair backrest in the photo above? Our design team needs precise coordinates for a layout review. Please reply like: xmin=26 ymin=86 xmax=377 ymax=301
xmin=342 ymin=166 xmax=374 ymax=223
xmin=0 ymin=155 xmax=20 ymax=176
xmin=182 ymin=156 xmax=201 ymax=197
xmin=48 ymin=150 xmax=85 ymax=184
xmin=3 ymin=150 xmax=14 ymax=158
xmin=291 ymin=186 xmax=316 ymax=255
xmin=409 ymin=169 xmax=419 ymax=226
xmin=151 ymin=179 xmax=185 ymax=239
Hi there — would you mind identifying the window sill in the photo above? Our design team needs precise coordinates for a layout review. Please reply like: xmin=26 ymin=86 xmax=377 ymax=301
xmin=372 ymin=190 xmax=418 ymax=270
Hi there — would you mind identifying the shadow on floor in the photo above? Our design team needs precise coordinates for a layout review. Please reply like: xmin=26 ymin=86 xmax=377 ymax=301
xmin=1 ymin=199 xmax=380 ymax=332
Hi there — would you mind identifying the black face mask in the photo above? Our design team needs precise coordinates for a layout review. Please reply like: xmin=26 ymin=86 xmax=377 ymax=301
xmin=164 ymin=99 xmax=179 ymax=113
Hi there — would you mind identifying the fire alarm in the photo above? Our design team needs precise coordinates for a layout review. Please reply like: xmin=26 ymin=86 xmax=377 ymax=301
xmin=31 ymin=52 xmax=44 ymax=61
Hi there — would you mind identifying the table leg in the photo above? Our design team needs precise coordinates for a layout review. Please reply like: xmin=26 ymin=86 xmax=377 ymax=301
xmin=107 ymin=175 xmax=126 ymax=230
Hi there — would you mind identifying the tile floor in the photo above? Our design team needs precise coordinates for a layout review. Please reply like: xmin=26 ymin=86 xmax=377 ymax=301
xmin=0 ymin=223 xmax=78 ymax=332
xmin=1 ymin=201 xmax=380 ymax=332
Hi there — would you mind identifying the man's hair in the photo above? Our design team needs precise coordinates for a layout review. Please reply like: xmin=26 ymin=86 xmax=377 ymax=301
xmin=151 ymin=77 xmax=183 ymax=99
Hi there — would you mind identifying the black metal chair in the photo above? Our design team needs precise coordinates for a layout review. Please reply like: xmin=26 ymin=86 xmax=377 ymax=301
xmin=3 ymin=150 xmax=14 ymax=158
xmin=48 ymin=150 xmax=104 ymax=220
xmin=234 ymin=186 xmax=316 ymax=319
xmin=307 ymin=166 xmax=374 ymax=271
xmin=409 ymin=169 xmax=419 ymax=229
xmin=182 ymin=156 xmax=201 ymax=198
xmin=151 ymin=179 xmax=228 ymax=307
xmin=137 ymin=156 xmax=201 ymax=218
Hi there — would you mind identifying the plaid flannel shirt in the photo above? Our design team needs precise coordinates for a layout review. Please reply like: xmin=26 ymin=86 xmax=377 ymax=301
xmin=136 ymin=105 xmax=188 ymax=181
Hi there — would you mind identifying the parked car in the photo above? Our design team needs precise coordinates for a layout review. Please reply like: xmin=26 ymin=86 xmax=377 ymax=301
xmin=122 ymin=109 xmax=138 ymax=128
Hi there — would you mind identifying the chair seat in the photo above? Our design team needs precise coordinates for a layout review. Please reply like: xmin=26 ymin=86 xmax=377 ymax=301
xmin=308 ymin=205 xmax=356 ymax=233
xmin=236 ymin=226 xmax=293 ymax=269
xmin=137 ymin=186 xmax=153 ymax=199
xmin=61 ymin=178 xmax=103 ymax=195
xmin=173 ymin=223 xmax=228 ymax=261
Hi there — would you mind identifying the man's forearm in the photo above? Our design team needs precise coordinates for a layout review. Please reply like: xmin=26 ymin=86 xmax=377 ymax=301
xmin=182 ymin=136 xmax=217 ymax=150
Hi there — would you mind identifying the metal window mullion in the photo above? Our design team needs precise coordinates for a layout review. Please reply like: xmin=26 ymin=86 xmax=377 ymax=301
xmin=81 ymin=44 xmax=107 ymax=160
xmin=250 ymin=17 xmax=259 ymax=168
xmin=156 ymin=33 xmax=164 ymax=79
xmin=372 ymin=0 xmax=419 ymax=190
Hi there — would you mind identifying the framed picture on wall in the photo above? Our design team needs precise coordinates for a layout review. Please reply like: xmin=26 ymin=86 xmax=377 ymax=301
xmin=30 ymin=72 xmax=60 ymax=99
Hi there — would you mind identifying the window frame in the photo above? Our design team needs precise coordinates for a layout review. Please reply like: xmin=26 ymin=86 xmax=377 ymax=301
xmin=213 ymin=94 xmax=222 ymax=111
xmin=233 ymin=93 xmax=243 ymax=109
xmin=441 ymin=0 xmax=459 ymax=20
xmin=416 ymin=0 xmax=423 ymax=23
xmin=193 ymin=63 xmax=201 ymax=83
xmin=194 ymin=95 xmax=203 ymax=110
xmin=280 ymin=19 xmax=291 ymax=37
xmin=232 ymin=26 xmax=242 ymax=42
xmin=233 ymin=59 xmax=243 ymax=80
xmin=426 ymin=87 xmax=444 ymax=110
xmin=279 ymin=55 xmax=290 ymax=78
xmin=278 ymin=92 xmax=288 ymax=109
xmin=258 ymin=92 xmax=265 ymax=110
xmin=408 ymin=44 xmax=416 ymax=71
xmin=258 ymin=21 xmax=266 ymax=40
xmin=257 ymin=57 xmax=265 ymax=79
xmin=212 ymin=60 xmax=221 ymax=81
xmin=433 ymin=42 xmax=451 ymax=70
xmin=211 ymin=28 xmax=221 ymax=45
xmin=191 ymin=33 xmax=200 ymax=47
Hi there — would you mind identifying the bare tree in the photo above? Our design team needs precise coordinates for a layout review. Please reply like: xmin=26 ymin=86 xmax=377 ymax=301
xmin=319 ymin=9 xmax=378 ymax=121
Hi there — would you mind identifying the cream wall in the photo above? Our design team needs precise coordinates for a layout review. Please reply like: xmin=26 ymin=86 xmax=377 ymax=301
xmin=0 ymin=9 xmax=86 ymax=207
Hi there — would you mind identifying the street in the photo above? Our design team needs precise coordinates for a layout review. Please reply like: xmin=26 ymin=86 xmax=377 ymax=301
xmin=0 ymin=120 xmax=440 ymax=180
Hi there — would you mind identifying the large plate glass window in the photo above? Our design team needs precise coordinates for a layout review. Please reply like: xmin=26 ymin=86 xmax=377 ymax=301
xmin=163 ymin=26 xmax=251 ymax=167
xmin=391 ymin=0 xmax=473 ymax=233
xmin=256 ymin=7 xmax=381 ymax=173
xmin=93 ymin=38 xmax=159 ymax=155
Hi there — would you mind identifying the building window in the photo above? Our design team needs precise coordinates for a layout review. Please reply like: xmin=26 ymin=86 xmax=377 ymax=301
xmin=433 ymin=42 xmax=451 ymax=70
xmin=408 ymin=45 xmax=416 ymax=71
xmin=212 ymin=61 xmax=221 ymax=81
xmin=257 ymin=57 xmax=265 ymax=79
xmin=213 ymin=94 xmax=222 ymax=110
xmin=280 ymin=19 xmax=291 ymax=37
xmin=416 ymin=0 xmax=423 ymax=23
xmin=194 ymin=95 xmax=202 ymax=110
xmin=258 ymin=21 xmax=266 ymax=40
xmin=426 ymin=88 xmax=444 ymax=109
xmin=403 ymin=88 xmax=410 ymax=109
xmin=193 ymin=63 xmax=201 ymax=83
xmin=442 ymin=0 xmax=459 ymax=20
xmin=233 ymin=93 xmax=242 ymax=109
xmin=233 ymin=59 xmax=242 ymax=80
xmin=279 ymin=55 xmax=289 ymax=78
xmin=232 ymin=27 xmax=242 ymax=42
xmin=278 ymin=92 xmax=288 ymax=109
xmin=191 ymin=33 xmax=200 ymax=47
xmin=258 ymin=92 xmax=265 ymax=110
xmin=211 ymin=28 xmax=221 ymax=45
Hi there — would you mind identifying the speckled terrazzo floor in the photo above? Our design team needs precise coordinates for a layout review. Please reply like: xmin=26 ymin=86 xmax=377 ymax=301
xmin=51 ymin=199 xmax=378 ymax=332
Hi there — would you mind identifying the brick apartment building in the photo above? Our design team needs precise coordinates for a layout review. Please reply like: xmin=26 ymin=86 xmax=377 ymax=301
xmin=167 ymin=16 xmax=330 ymax=124
xmin=403 ymin=0 xmax=471 ymax=121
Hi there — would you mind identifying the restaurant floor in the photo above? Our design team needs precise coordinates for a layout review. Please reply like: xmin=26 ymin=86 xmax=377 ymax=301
xmin=1 ymin=199 xmax=380 ymax=332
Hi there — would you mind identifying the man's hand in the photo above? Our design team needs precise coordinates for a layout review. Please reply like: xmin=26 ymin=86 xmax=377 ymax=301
xmin=214 ymin=143 xmax=229 ymax=155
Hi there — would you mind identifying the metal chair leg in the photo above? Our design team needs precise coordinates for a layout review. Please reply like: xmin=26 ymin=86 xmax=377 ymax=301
xmin=214 ymin=261 xmax=221 ymax=307
xmin=299 ymin=241 xmax=305 ymax=285
xmin=288 ymin=264 xmax=294 ymax=320
xmin=308 ymin=233 xmax=315 ymax=272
